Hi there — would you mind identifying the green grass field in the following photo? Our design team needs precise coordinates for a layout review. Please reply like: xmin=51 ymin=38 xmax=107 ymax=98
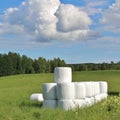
xmin=0 ymin=70 xmax=120 ymax=120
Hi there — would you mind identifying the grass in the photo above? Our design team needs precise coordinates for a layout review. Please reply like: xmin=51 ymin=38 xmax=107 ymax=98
xmin=0 ymin=70 xmax=120 ymax=120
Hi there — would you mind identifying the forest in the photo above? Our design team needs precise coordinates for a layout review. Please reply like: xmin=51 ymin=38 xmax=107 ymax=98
xmin=0 ymin=52 xmax=120 ymax=77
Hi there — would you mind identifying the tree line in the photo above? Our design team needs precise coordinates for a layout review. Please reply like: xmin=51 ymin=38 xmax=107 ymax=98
xmin=69 ymin=62 xmax=120 ymax=71
xmin=0 ymin=52 xmax=120 ymax=77
xmin=0 ymin=52 xmax=66 ymax=77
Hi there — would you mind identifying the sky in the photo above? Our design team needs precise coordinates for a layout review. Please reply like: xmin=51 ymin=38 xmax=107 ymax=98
xmin=0 ymin=0 xmax=120 ymax=64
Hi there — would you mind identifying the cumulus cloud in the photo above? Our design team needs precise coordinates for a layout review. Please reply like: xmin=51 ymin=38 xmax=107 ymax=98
xmin=0 ymin=0 xmax=99 ymax=43
xmin=100 ymin=0 xmax=120 ymax=32
xmin=55 ymin=4 xmax=92 ymax=32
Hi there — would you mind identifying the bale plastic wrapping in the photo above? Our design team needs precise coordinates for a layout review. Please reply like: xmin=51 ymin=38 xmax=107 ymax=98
xmin=73 ymin=99 xmax=86 ymax=108
xmin=43 ymin=100 xmax=57 ymax=109
xmin=30 ymin=93 xmax=44 ymax=102
xmin=90 ymin=97 xmax=95 ymax=105
xmin=74 ymin=82 xmax=86 ymax=99
xmin=42 ymin=83 xmax=57 ymax=100
xmin=99 ymin=82 xmax=108 ymax=93
xmin=94 ymin=82 xmax=100 ymax=96
xmin=90 ymin=82 xmax=96 ymax=96
xmin=58 ymin=100 xmax=75 ymax=110
xmin=57 ymin=82 xmax=74 ymax=99
xmin=83 ymin=82 xmax=93 ymax=97
xmin=94 ymin=95 xmax=102 ymax=103
xmin=85 ymin=97 xmax=94 ymax=106
xmin=99 ymin=93 xmax=108 ymax=100
xmin=54 ymin=67 xmax=72 ymax=83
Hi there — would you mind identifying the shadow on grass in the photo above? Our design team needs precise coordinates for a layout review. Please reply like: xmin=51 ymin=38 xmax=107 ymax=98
xmin=19 ymin=100 xmax=43 ymax=108
xmin=108 ymin=91 xmax=120 ymax=96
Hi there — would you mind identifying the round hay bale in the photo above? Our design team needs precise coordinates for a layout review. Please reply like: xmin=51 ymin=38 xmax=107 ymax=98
xmin=30 ymin=93 xmax=44 ymax=102
xmin=43 ymin=100 xmax=57 ymax=109
xmin=54 ymin=67 xmax=72 ymax=83
xmin=74 ymin=82 xmax=86 ymax=99
xmin=99 ymin=82 xmax=108 ymax=93
xmin=42 ymin=83 xmax=57 ymax=100
xmin=57 ymin=82 xmax=74 ymax=99
xmin=58 ymin=100 xmax=75 ymax=110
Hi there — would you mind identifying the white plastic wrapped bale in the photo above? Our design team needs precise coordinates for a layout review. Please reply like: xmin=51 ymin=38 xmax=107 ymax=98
xmin=73 ymin=99 xmax=86 ymax=108
xmin=90 ymin=82 xmax=96 ymax=97
xmin=57 ymin=82 xmax=75 ymax=99
xmin=54 ymin=67 xmax=72 ymax=83
xmin=94 ymin=82 xmax=100 ymax=96
xmin=99 ymin=93 xmax=108 ymax=100
xmin=83 ymin=82 xmax=93 ymax=97
xmin=74 ymin=82 xmax=86 ymax=99
xmin=42 ymin=83 xmax=57 ymax=100
xmin=30 ymin=93 xmax=44 ymax=102
xmin=85 ymin=97 xmax=94 ymax=106
xmin=58 ymin=100 xmax=75 ymax=110
xmin=91 ymin=97 xmax=95 ymax=105
xmin=94 ymin=94 xmax=102 ymax=103
xmin=43 ymin=100 xmax=57 ymax=109
xmin=99 ymin=81 xmax=108 ymax=93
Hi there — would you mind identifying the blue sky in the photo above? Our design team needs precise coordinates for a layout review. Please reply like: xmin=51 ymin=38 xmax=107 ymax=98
xmin=0 ymin=0 xmax=120 ymax=63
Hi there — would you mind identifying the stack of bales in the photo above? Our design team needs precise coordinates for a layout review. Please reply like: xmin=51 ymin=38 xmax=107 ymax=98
xmin=42 ymin=67 xmax=108 ymax=110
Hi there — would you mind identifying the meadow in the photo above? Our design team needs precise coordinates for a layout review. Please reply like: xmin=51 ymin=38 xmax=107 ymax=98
xmin=0 ymin=70 xmax=120 ymax=120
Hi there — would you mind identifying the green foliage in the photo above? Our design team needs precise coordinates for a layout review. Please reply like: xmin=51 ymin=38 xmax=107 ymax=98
xmin=70 ymin=61 xmax=120 ymax=71
xmin=0 ymin=54 xmax=14 ymax=76
xmin=104 ymin=96 xmax=120 ymax=113
xmin=21 ymin=55 xmax=35 ymax=74
xmin=8 ymin=52 xmax=22 ymax=74
xmin=1 ymin=52 xmax=120 ymax=77
xmin=0 ymin=52 xmax=66 ymax=76
xmin=50 ymin=58 xmax=66 ymax=72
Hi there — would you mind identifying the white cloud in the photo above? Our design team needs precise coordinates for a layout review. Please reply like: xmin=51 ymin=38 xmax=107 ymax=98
xmin=84 ymin=0 xmax=107 ymax=7
xmin=100 ymin=0 xmax=120 ymax=32
xmin=55 ymin=4 xmax=92 ymax=32
xmin=82 ymin=0 xmax=108 ymax=15
xmin=0 ymin=0 xmax=99 ymax=43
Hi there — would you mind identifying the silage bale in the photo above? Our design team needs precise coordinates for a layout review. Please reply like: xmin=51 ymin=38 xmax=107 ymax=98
xmin=94 ymin=94 xmax=102 ymax=103
xmin=74 ymin=82 xmax=86 ymax=99
xmin=99 ymin=93 xmax=108 ymax=100
xmin=58 ymin=100 xmax=75 ymax=110
xmin=90 ymin=97 xmax=95 ymax=105
xmin=85 ymin=97 xmax=94 ymax=106
xmin=94 ymin=82 xmax=100 ymax=96
xmin=90 ymin=82 xmax=96 ymax=97
xmin=73 ymin=99 xmax=86 ymax=108
xmin=54 ymin=67 xmax=72 ymax=83
xmin=83 ymin=82 xmax=93 ymax=97
xmin=99 ymin=81 xmax=108 ymax=93
xmin=30 ymin=93 xmax=44 ymax=102
xmin=56 ymin=82 xmax=75 ymax=99
xmin=43 ymin=100 xmax=57 ymax=109
xmin=42 ymin=83 xmax=57 ymax=100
